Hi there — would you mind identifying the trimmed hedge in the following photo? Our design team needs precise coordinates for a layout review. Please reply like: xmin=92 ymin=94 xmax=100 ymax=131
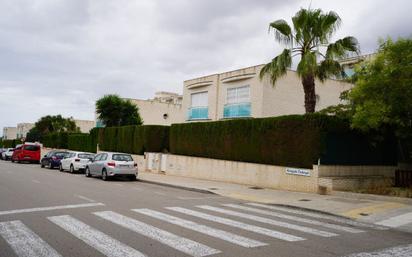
xmin=42 ymin=132 xmax=69 ymax=149
xmin=170 ymin=114 xmax=397 ymax=168
xmin=2 ymin=139 xmax=19 ymax=148
xmin=98 ymin=125 xmax=169 ymax=154
xmin=68 ymin=130 xmax=99 ymax=153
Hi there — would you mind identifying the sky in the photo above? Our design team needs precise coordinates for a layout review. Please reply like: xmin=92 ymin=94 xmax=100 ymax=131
xmin=0 ymin=0 xmax=411 ymax=135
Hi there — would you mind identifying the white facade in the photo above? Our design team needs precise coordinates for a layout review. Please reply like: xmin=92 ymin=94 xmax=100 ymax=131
xmin=17 ymin=123 xmax=34 ymax=139
xmin=74 ymin=119 xmax=95 ymax=133
xmin=183 ymin=64 xmax=353 ymax=122
xmin=2 ymin=127 xmax=17 ymax=140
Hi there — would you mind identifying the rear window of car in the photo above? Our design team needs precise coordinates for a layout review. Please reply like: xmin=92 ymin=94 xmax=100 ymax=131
xmin=24 ymin=145 xmax=40 ymax=151
xmin=112 ymin=154 xmax=133 ymax=161
xmin=55 ymin=152 xmax=69 ymax=157
xmin=78 ymin=154 xmax=94 ymax=159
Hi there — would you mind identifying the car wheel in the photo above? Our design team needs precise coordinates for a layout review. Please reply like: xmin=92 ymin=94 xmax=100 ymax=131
xmin=40 ymin=162 xmax=44 ymax=168
xmin=59 ymin=164 xmax=64 ymax=172
xmin=85 ymin=167 xmax=91 ymax=177
xmin=70 ymin=165 xmax=74 ymax=173
xmin=130 ymin=175 xmax=137 ymax=181
xmin=11 ymin=159 xmax=14 ymax=163
xmin=102 ymin=170 xmax=108 ymax=181
xmin=47 ymin=162 xmax=53 ymax=169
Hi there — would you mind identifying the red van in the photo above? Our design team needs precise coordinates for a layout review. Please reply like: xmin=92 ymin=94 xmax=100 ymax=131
xmin=11 ymin=143 xmax=41 ymax=163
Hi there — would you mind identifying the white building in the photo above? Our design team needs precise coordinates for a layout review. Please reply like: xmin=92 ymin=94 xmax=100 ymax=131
xmin=73 ymin=119 xmax=95 ymax=133
xmin=2 ymin=127 xmax=17 ymax=140
xmin=17 ymin=123 xmax=35 ymax=139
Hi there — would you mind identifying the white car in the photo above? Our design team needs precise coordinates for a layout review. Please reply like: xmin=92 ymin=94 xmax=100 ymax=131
xmin=2 ymin=148 xmax=14 ymax=161
xmin=59 ymin=152 xmax=95 ymax=173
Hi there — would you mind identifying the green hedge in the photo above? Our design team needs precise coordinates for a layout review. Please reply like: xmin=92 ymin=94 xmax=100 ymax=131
xmin=98 ymin=125 xmax=169 ymax=154
xmin=170 ymin=114 xmax=397 ymax=168
xmin=42 ymin=132 xmax=69 ymax=149
xmin=2 ymin=139 xmax=19 ymax=148
xmin=67 ymin=130 xmax=99 ymax=153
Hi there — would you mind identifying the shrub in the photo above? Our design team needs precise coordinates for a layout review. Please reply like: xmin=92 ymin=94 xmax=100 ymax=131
xmin=2 ymin=139 xmax=18 ymax=148
xmin=42 ymin=132 xmax=69 ymax=149
xmin=170 ymin=114 xmax=397 ymax=168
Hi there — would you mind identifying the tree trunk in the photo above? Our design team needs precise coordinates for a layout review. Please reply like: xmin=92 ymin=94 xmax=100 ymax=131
xmin=302 ymin=75 xmax=316 ymax=113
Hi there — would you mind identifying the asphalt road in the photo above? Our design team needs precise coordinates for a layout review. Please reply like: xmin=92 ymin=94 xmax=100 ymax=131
xmin=0 ymin=160 xmax=412 ymax=257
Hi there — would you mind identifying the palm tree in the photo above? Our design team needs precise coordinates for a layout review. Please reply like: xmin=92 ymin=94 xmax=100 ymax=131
xmin=260 ymin=8 xmax=360 ymax=113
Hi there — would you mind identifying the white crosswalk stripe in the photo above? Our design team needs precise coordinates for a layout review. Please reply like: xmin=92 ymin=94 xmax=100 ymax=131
xmin=375 ymin=212 xmax=412 ymax=228
xmin=0 ymin=220 xmax=62 ymax=257
xmin=197 ymin=205 xmax=338 ymax=237
xmin=246 ymin=203 xmax=386 ymax=230
xmin=48 ymin=215 xmax=146 ymax=257
xmin=133 ymin=208 xmax=267 ymax=248
xmin=167 ymin=207 xmax=305 ymax=242
xmin=223 ymin=204 xmax=364 ymax=233
xmin=94 ymin=211 xmax=220 ymax=257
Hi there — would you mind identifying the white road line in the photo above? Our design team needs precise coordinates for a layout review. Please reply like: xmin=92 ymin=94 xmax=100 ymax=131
xmin=246 ymin=203 xmax=387 ymax=230
xmin=167 ymin=207 xmax=304 ymax=242
xmin=74 ymin=195 xmax=96 ymax=203
xmin=0 ymin=220 xmax=61 ymax=257
xmin=0 ymin=203 xmax=104 ymax=216
xmin=342 ymin=243 xmax=412 ymax=257
xmin=198 ymin=205 xmax=337 ymax=237
xmin=48 ymin=215 xmax=146 ymax=257
xmin=224 ymin=204 xmax=364 ymax=234
xmin=133 ymin=208 xmax=267 ymax=248
xmin=32 ymin=179 xmax=41 ymax=184
xmin=375 ymin=212 xmax=412 ymax=228
xmin=94 ymin=211 xmax=220 ymax=257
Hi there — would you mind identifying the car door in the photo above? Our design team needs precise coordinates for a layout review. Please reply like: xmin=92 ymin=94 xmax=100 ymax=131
xmin=97 ymin=153 xmax=108 ymax=174
xmin=90 ymin=154 xmax=101 ymax=175
xmin=62 ymin=153 xmax=73 ymax=170
xmin=43 ymin=151 xmax=52 ymax=166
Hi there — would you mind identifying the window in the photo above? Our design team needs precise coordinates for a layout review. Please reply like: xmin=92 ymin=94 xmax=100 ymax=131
xmin=112 ymin=154 xmax=133 ymax=161
xmin=227 ymin=85 xmax=250 ymax=104
xmin=94 ymin=154 xmax=102 ymax=161
xmin=188 ymin=91 xmax=209 ymax=120
xmin=224 ymin=85 xmax=251 ymax=118
xmin=101 ymin=153 xmax=108 ymax=161
xmin=24 ymin=145 xmax=40 ymax=151
xmin=191 ymin=92 xmax=208 ymax=107
xmin=78 ymin=153 xmax=94 ymax=159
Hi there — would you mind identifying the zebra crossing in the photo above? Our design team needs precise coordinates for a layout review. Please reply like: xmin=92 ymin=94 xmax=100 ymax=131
xmin=0 ymin=202 xmax=384 ymax=257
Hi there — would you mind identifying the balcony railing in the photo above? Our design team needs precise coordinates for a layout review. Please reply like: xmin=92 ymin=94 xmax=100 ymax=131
xmin=223 ymin=102 xmax=251 ymax=118
xmin=188 ymin=107 xmax=209 ymax=120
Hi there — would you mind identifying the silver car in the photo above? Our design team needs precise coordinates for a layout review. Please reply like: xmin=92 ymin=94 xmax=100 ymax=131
xmin=85 ymin=152 xmax=138 ymax=181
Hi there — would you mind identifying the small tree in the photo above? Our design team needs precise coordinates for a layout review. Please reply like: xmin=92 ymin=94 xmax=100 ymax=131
xmin=26 ymin=115 xmax=80 ymax=142
xmin=349 ymin=38 xmax=412 ymax=139
xmin=260 ymin=8 xmax=359 ymax=113
xmin=96 ymin=95 xmax=143 ymax=127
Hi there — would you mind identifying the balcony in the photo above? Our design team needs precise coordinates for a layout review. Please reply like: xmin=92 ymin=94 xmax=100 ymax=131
xmin=223 ymin=103 xmax=251 ymax=118
xmin=188 ymin=107 xmax=209 ymax=120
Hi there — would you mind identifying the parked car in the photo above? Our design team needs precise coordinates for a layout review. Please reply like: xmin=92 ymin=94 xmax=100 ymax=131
xmin=85 ymin=152 xmax=138 ymax=181
xmin=59 ymin=152 xmax=95 ymax=173
xmin=2 ymin=148 xmax=14 ymax=160
xmin=11 ymin=143 xmax=41 ymax=163
xmin=40 ymin=150 xmax=69 ymax=169
xmin=0 ymin=148 xmax=6 ymax=160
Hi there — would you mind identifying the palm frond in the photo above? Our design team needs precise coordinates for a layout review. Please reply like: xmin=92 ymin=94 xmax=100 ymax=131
xmin=317 ymin=59 xmax=344 ymax=81
xmin=269 ymin=19 xmax=293 ymax=45
xmin=296 ymin=51 xmax=317 ymax=77
xmin=318 ymin=11 xmax=341 ymax=42
xmin=260 ymin=49 xmax=292 ymax=85
xmin=326 ymin=36 xmax=360 ymax=59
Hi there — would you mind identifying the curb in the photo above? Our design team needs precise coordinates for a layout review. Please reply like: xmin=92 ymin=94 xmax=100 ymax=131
xmin=267 ymin=203 xmax=355 ymax=220
xmin=333 ymin=191 xmax=412 ymax=205
xmin=138 ymin=179 xmax=217 ymax=195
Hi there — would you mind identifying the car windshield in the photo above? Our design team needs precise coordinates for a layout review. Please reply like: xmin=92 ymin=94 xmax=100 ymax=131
xmin=55 ymin=152 xmax=69 ymax=157
xmin=78 ymin=154 xmax=94 ymax=159
xmin=24 ymin=145 xmax=40 ymax=151
xmin=112 ymin=154 xmax=133 ymax=161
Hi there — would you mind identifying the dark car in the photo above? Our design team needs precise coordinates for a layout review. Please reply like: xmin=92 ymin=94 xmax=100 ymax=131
xmin=40 ymin=151 xmax=69 ymax=169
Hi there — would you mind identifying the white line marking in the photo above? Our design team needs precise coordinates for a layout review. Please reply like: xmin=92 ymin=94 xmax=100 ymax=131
xmin=0 ymin=203 xmax=104 ymax=216
xmin=133 ymin=208 xmax=266 ymax=248
xmin=246 ymin=203 xmax=387 ymax=230
xmin=0 ymin=220 xmax=61 ymax=257
xmin=342 ymin=243 xmax=412 ymax=257
xmin=167 ymin=207 xmax=304 ymax=242
xmin=94 ymin=211 xmax=220 ymax=257
xmin=376 ymin=212 xmax=412 ymax=228
xmin=74 ymin=195 xmax=96 ymax=203
xmin=48 ymin=215 xmax=146 ymax=257
xmin=224 ymin=204 xmax=364 ymax=233
xmin=32 ymin=179 xmax=41 ymax=184
xmin=198 ymin=205 xmax=337 ymax=237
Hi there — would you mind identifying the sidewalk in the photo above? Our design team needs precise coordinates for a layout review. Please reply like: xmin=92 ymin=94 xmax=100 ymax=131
xmin=139 ymin=171 xmax=412 ymax=223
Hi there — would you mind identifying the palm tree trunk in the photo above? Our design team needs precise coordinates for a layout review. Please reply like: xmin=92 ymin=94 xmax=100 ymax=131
xmin=302 ymin=75 xmax=316 ymax=113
